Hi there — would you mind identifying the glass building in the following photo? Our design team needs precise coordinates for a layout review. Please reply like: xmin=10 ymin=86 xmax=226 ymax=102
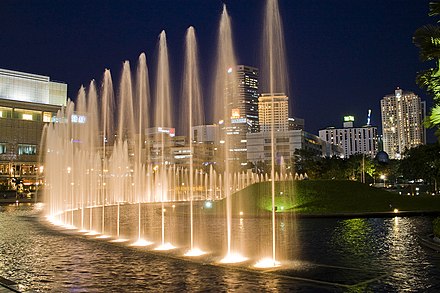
xmin=0 ymin=68 xmax=67 ymax=192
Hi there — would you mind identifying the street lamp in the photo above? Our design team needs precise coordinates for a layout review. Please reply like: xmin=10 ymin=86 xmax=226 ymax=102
xmin=380 ymin=174 xmax=386 ymax=188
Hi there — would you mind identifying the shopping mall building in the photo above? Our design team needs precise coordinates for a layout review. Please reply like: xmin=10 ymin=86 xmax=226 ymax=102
xmin=0 ymin=68 xmax=67 ymax=192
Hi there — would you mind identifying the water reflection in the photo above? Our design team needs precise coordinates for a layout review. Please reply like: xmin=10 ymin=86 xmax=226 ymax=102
xmin=332 ymin=218 xmax=373 ymax=260
xmin=0 ymin=205 xmax=439 ymax=292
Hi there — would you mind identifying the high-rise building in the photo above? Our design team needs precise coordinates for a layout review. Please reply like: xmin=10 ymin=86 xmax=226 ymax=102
xmin=233 ymin=65 xmax=259 ymax=133
xmin=258 ymin=93 xmax=289 ymax=132
xmin=381 ymin=88 xmax=426 ymax=159
xmin=223 ymin=65 xmax=259 ymax=169
xmin=0 ymin=68 xmax=67 ymax=191
xmin=319 ymin=116 xmax=378 ymax=158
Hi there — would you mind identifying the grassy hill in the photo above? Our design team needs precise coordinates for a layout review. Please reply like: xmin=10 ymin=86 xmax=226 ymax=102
xmin=207 ymin=180 xmax=440 ymax=216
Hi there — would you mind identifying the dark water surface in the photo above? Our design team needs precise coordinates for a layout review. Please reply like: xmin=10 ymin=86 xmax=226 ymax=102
xmin=0 ymin=204 xmax=439 ymax=292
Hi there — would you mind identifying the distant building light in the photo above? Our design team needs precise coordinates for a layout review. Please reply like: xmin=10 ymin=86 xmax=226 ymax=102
xmin=344 ymin=115 xmax=355 ymax=122
xmin=227 ymin=67 xmax=233 ymax=74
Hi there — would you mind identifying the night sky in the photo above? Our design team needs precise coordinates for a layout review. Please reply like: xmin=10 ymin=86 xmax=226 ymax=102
xmin=0 ymin=0 xmax=436 ymax=141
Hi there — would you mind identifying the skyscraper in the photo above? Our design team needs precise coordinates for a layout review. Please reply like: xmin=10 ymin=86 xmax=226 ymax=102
xmin=233 ymin=65 xmax=259 ymax=133
xmin=381 ymin=88 xmax=426 ymax=159
xmin=258 ymin=93 xmax=289 ymax=132
xmin=224 ymin=65 xmax=259 ymax=168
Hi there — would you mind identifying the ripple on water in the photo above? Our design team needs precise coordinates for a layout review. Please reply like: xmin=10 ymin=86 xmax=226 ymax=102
xmin=1 ymin=206 xmax=440 ymax=291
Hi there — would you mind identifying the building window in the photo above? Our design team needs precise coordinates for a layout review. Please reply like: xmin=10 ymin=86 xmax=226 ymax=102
xmin=18 ymin=144 xmax=37 ymax=155
xmin=0 ymin=107 xmax=12 ymax=118
xmin=0 ymin=143 xmax=6 ymax=154
xmin=43 ymin=112 xmax=53 ymax=122
xmin=14 ymin=109 xmax=42 ymax=121
xmin=276 ymin=137 xmax=289 ymax=143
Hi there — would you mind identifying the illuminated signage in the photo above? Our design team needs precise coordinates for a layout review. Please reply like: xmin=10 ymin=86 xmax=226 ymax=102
xmin=231 ymin=108 xmax=240 ymax=119
xmin=231 ymin=118 xmax=246 ymax=124
xmin=71 ymin=114 xmax=87 ymax=124
xmin=157 ymin=127 xmax=175 ymax=137
xmin=343 ymin=116 xmax=355 ymax=122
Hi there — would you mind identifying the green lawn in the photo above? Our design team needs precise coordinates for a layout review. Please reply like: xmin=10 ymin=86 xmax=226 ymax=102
xmin=208 ymin=180 xmax=440 ymax=216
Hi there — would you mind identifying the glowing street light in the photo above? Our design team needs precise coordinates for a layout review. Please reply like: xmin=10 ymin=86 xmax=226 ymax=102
xmin=380 ymin=174 xmax=386 ymax=188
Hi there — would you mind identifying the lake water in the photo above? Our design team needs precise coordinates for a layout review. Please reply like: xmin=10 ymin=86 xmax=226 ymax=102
xmin=0 ymin=204 xmax=439 ymax=292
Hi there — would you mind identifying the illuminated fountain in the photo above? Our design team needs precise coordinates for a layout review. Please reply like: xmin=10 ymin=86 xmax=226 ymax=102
xmin=182 ymin=26 xmax=207 ymax=257
xmin=214 ymin=5 xmax=247 ymax=264
xmin=43 ymin=0 xmax=291 ymax=269
xmin=254 ymin=0 xmax=289 ymax=268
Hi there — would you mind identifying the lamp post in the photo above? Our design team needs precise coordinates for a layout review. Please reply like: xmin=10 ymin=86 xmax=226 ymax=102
xmin=380 ymin=174 xmax=386 ymax=188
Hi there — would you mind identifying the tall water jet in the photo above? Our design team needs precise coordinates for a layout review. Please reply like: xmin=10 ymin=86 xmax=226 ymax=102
xmin=133 ymin=53 xmax=152 ymax=245
xmin=214 ymin=5 xmax=246 ymax=263
xmin=181 ymin=26 xmax=205 ymax=256
xmin=100 ymin=69 xmax=115 ymax=236
xmin=154 ymin=31 xmax=175 ymax=250
xmin=75 ymin=86 xmax=87 ymax=230
xmin=256 ymin=0 xmax=289 ymax=268
xmin=85 ymin=80 xmax=100 ymax=233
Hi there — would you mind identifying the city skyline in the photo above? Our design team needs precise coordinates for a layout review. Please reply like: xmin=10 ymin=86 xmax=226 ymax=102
xmin=0 ymin=0 xmax=435 ymax=141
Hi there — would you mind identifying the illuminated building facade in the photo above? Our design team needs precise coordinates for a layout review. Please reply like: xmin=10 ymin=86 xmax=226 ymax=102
xmin=319 ymin=116 xmax=378 ymax=158
xmin=258 ymin=93 xmax=289 ymax=132
xmin=234 ymin=65 xmax=259 ymax=133
xmin=247 ymin=130 xmax=343 ymax=163
xmin=0 ymin=68 xmax=67 ymax=190
xmin=223 ymin=65 xmax=259 ymax=169
xmin=381 ymin=88 xmax=426 ymax=159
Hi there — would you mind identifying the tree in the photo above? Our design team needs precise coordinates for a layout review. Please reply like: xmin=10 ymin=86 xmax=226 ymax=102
xmin=399 ymin=144 xmax=440 ymax=191
xmin=293 ymin=149 xmax=320 ymax=178
xmin=414 ymin=2 xmax=440 ymax=140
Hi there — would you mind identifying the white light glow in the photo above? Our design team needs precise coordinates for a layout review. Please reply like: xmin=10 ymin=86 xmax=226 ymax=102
xmin=131 ymin=239 xmax=153 ymax=246
xmin=154 ymin=243 xmax=176 ymax=251
xmin=219 ymin=252 xmax=248 ymax=264
xmin=22 ymin=114 xmax=33 ymax=120
xmin=184 ymin=248 xmax=207 ymax=257
xmin=84 ymin=230 xmax=99 ymax=236
xmin=110 ymin=238 xmax=130 ymax=243
xmin=254 ymin=257 xmax=281 ymax=268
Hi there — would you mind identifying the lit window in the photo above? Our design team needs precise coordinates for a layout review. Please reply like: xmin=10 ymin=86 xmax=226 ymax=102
xmin=0 ymin=143 xmax=6 ymax=154
xmin=18 ymin=144 xmax=37 ymax=155
xmin=22 ymin=114 xmax=33 ymax=120
xmin=43 ymin=112 xmax=52 ymax=122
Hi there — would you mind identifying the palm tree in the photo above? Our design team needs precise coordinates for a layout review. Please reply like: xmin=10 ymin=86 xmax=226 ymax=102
xmin=413 ymin=2 xmax=440 ymax=139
